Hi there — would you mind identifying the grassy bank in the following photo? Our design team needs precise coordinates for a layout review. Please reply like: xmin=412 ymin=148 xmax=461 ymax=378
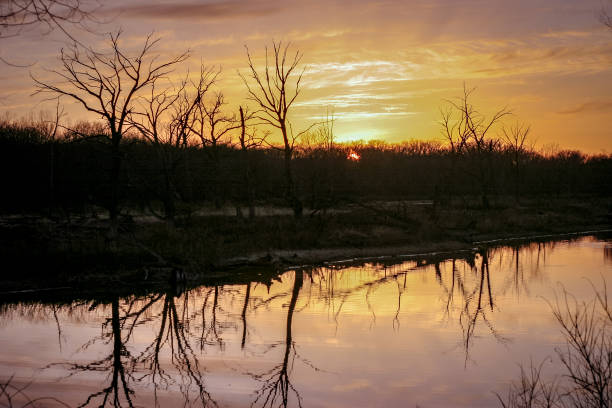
xmin=0 ymin=196 xmax=610 ymax=293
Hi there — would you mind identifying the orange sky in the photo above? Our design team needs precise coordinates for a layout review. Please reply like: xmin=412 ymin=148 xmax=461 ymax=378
xmin=2 ymin=0 xmax=612 ymax=152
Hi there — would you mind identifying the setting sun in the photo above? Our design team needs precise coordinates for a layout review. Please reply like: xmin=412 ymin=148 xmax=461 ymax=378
xmin=347 ymin=151 xmax=361 ymax=161
xmin=0 ymin=2 xmax=610 ymax=407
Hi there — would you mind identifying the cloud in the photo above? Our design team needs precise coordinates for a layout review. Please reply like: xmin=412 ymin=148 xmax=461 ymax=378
xmin=557 ymin=100 xmax=612 ymax=115
xmin=107 ymin=1 xmax=282 ymax=21
xmin=294 ymin=92 xmax=396 ymax=108
xmin=308 ymin=111 xmax=417 ymax=120
xmin=540 ymin=29 xmax=596 ymax=39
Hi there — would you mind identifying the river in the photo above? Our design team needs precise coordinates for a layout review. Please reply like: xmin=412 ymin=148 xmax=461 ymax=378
xmin=1 ymin=234 xmax=611 ymax=407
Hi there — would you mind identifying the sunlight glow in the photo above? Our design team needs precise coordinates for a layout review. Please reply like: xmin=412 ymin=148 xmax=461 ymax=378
xmin=347 ymin=151 xmax=361 ymax=161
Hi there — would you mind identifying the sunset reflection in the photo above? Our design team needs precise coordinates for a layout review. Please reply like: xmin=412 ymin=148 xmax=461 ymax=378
xmin=1 ymin=236 xmax=610 ymax=407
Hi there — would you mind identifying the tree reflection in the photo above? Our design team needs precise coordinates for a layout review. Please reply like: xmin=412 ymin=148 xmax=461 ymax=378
xmin=136 ymin=289 xmax=216 ymax=407
xmin=61 ymin=298 xmax=137 ymax=407
xmin=242 ymin=282 xmax=251 ymax=349
xmin=49 ymin=288 xmax=217 ymax=407
xmin=251 ymin=271 xmax=304 ymax=408
xmin=1 ymin=235 xmax=594 ymax=407
xmin=199 ymin=286 xmax=226 ymax=351
xmin=456 ymin=250 xmax=502 ymax=360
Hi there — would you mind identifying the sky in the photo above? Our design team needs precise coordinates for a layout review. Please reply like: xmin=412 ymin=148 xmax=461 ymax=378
xmin=1 ymin=0 xmax=612 ymax=152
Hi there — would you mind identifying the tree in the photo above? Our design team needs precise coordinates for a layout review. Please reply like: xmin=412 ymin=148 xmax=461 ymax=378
xmin=440 ymin=85 xmax=511 ymax=208
xmin=240 ymin=41 xmax=306 ymax=218
xmin=497 ymin=280 xmax=612 ymax=408
xmin=1 ymin=0 xmax=99 ymax=67
xmin=502 ymin=123 xmax=531 ymax=203
xmin=0 ymin=0 xmax=96 ymax=39
xmin=33 ymin=31 xmax=189 ymax=227
xmin=193 ymin=88 xmax=240 ymax=208
xmin=129 ymin=80 xmax=185 ymax=222
xmin=299 ymin=112 xmax=339 ymax=214
xmin=236 ymin=105 xmax=264 ymax=219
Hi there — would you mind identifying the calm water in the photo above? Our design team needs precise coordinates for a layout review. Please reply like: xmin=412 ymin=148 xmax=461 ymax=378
xmin=1 ymin=235 xmax=611 ymax=407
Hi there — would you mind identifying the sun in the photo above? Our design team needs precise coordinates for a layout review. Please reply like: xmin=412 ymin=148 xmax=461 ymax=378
xmin=347 ymin=151 xmax=361 ymax=161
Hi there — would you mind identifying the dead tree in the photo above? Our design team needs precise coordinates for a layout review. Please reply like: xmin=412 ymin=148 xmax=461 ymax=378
xmin=502 ymin=123 xmax=531 ymax=203
xmin=440 ymin=85 xmax=510 ymax=208
xmin=236 ymin=105 xmax=264 ymax=219
xmin=240 ymin=41 xmax=306 ymax=218
xmin=201 ymin=91 xmax=239 ymax=151
xmin=300 ymin=113 xmax=338 ymax=214
xmin=169 ymin=65 xmax=218 ymax=203
xmin=129 ymin=80 xmax=185 ymax=222
xmin=33 ymin=32 xmax=188 ymax=228
xmin=191 ymin=88 xmax=240 ymax=208
xmin=171 ymin=65 xmax=218 ymax=149
xmin=0 ymin=0 xmax=96 ymax=40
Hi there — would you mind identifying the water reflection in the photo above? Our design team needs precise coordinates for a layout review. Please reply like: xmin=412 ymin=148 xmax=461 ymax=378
xmin=251 ymin=271 xmax=304 ymax=408
xmin=0 ymin=235 xmax=610 ymax=407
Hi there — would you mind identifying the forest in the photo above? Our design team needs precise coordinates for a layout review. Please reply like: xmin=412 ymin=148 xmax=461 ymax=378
xmin=0 ymin=114 xmax=610 ymax=218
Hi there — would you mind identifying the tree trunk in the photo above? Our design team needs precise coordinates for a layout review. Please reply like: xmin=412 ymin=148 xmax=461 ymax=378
xmin=109 ymin=133 xmax=122 ymax=222
xmin=239 ymin=108 xmax=256 ymax=220
xmin=280 ymin=122 xmax=302 ymax=218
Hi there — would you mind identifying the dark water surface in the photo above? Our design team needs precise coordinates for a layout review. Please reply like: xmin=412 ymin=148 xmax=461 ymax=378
xmin=1 ymin=235 xmax=611 ymax=407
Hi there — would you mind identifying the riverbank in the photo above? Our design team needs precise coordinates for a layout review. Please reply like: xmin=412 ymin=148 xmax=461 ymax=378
xmin=0 ymin=196 xmax=610 ymax=294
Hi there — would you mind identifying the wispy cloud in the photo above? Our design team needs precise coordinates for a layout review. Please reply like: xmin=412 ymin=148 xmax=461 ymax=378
xmin=107 ymin=1 xmax=282 ymax=21
xmin=294 ymin=92 xmax=396 ymax=108
xmin=309 ymin=111 xmax=417 ymax=120
xmin=557 ymin=100 xmax=612 ymax=114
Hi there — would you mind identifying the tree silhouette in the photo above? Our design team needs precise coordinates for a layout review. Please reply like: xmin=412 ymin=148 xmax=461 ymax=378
xmin=0 ymin=0 xmax=96 ymax=40
xmin=33 ymin=32 xmax=188 ymax=229
xmin=236 ymin=105 xmax=264 ymax=219
xmin=240 ymin=41 xmax=307 ymax=218
xmin=502 ymin=123 xmax=531 ymax=203
xmin=440 ymin=85 xmax=510 ymax=208
xmin=129 ymin=79 xmax=190 ymax=222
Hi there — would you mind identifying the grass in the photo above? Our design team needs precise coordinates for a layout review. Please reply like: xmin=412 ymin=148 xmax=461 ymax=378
xmin=0 ymin=196 xmax=610 ymax=292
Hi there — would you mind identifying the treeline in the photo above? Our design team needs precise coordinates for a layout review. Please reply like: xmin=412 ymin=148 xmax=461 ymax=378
xmin=1 ymin=117 xmax=610 ymax=218
xmin=4 ymin=33 xmax=605 ymax=223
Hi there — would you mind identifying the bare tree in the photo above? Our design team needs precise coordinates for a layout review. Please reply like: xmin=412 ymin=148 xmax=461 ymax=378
xmin=129 ymin=80 xmax=184 ymax=222
xmin=498 ymin=279 xmax=612 ymax=408
xmin=440 ymin=85 xmax=511 ymax=208
xmin=191 ymin=88 xmax=240 ymax=208
xmin=200 ymin=91 xmax=239 ymax=151
xmin=0 ymin=0 xmax=97 ymax=40
xmin=168 ymin=64 xmax=218 ymax=203
xmin=299 ymin=112 xmax=339 ymax=215
xmin=33 ymin=31 xmax=189 ymax=228
xmin=170 ymin=65 xmax=218 ymax=149
xmin=502 ymin=123 xmax=531 ymax=203
xmin=496 ymin=359 xmax=564 ymax=408
xmin=236 ymin=105 xmax=264 ymax=219
xmin=551 ymin=284 xmax=612 ymax=408
xmin=240 ymin=41 xmax=306 ymax=218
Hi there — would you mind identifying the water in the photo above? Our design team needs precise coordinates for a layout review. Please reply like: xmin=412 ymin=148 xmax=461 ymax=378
xmin=1 ymin=235 xmax=611 ymax=407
